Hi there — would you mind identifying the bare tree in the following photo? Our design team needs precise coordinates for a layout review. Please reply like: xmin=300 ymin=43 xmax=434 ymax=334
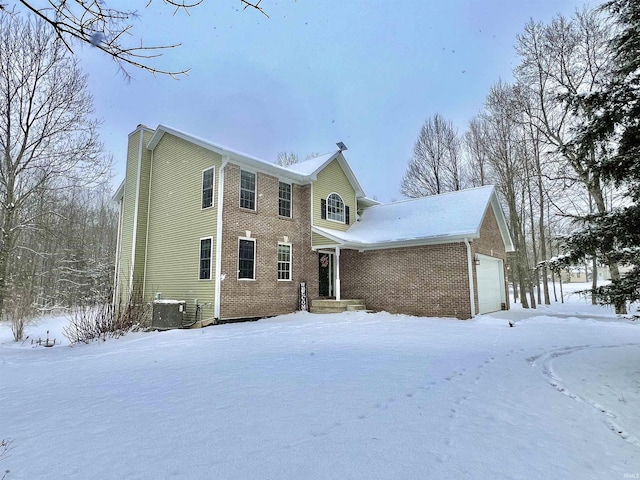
xmin=2 ymin=1 xmax=268 ymax=78
xmin=479 ymin=81 xmax=536 ymax=309
xmin=401 ymin=114 xmax=465 ymax=197
xmin=464 ymin=116 xmax=491 ymax=187
xmin=0 ymin=15 xmax=108 ymax=319
xmin=275 ymin=151 xmax=299 ymax=167
xmin=515 ymin=8 xmax=627 ymax=313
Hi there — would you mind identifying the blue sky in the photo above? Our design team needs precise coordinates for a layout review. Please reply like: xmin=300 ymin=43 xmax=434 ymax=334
xmin=77 ymin=0 xmax=589 ymax=202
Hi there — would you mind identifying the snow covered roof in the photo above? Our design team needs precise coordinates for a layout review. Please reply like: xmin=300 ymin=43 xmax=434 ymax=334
xmin=286 ymin=152 xmax=337 ymax=175
xmin=313 ymin=185 xmax=514 ymax=251
xmin=144 ymin=125 xmax=365 ymax=196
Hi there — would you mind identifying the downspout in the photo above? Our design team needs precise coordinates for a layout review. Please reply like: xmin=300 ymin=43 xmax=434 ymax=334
xmin=214 ymin=157 xmax=229 ymax=320
xmin=129 ymin=129 xmax=145 ymax=295
xmin=464 ymin=238 xmax=476 ymax=318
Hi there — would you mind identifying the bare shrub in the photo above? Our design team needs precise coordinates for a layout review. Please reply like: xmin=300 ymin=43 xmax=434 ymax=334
xmin=63 ymin=284 xmax=150 ymax=344
xmin=1 ymin=438 xmax=11 ymax=480
xmin=6 ymin=292 xmax=35 ymax=342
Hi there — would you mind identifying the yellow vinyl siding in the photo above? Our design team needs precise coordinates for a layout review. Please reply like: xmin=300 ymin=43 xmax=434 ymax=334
xmin=143 ymin=133 xmax=222 ymax=324
xmin=116 ymin=128 xmax=152 ymax=304
xmin=312 ymin=232 xmax=338 ymax=247
xmin=312 ymin=159 xmax=355 ymax=232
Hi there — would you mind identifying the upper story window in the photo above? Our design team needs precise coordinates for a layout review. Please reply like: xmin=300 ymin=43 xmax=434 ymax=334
xmin=202 ymin=167 xmax=214 ymax=209
xmin=240 ymin=170 xmax=256 ymax=210
xmin=326 ymin=193 xmax=345 ymax=223
xmin=279 ymin=181 xmax=291 ymax=218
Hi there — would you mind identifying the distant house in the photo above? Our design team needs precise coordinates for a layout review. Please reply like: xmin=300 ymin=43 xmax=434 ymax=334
xmin=113 ymin=124 xmax=515 ymax=326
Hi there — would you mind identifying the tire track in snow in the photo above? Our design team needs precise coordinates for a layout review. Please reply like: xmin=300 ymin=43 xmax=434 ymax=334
xmin=528 ymin=343 xmax=640 ymax=448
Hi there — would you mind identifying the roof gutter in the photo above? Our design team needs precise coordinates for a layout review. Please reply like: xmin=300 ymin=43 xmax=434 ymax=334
xmin=464 ymin=237 xmax=476 ymax=318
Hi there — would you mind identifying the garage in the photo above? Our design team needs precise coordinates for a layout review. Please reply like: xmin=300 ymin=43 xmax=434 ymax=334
xmin=476 ymin=254 xmax=505 ymax=314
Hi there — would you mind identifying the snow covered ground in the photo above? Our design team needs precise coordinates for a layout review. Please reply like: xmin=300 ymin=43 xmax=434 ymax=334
xmin=1 ymin=284 xmax=639 ymax=479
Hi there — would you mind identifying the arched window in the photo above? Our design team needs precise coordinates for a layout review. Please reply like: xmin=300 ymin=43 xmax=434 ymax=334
xmin=327 ymin=193 xmax=345 ymax=222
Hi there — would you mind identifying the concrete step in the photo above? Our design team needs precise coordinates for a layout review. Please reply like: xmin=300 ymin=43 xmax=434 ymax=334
xmin=311 ymin=299 xmax=365 ymax=308
xmin=346 ymin=304 xmax=366 ymax=311
xmin=309 ymin=307 xmax=346 ymax=314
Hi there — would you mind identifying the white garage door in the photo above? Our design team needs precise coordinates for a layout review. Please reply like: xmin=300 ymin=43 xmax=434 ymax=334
xmin=476 ymin=255 xmax=504 ymax=314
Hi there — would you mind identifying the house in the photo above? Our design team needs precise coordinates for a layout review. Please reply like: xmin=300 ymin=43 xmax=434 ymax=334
xmin=113 ymin=124 xmax=515 ymax=326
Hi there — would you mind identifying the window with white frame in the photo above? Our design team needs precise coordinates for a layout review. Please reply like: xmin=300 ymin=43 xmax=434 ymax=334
xmin=327 ymin=193 xmax=345 ymax=222
xmin=240 ymin=170 xmax=256 ymax=210
xmin=279 ymin=181 xmax=291 ymax=218
xmin=202 ymin=167 xmax=214 ymax=209
xmin=199 ymin=237 xmax=213 ymax=280
xmin=277 ymin=243 xmax=291 ymax=280
xmin=238 ymin=238 xmax=256 ymax=279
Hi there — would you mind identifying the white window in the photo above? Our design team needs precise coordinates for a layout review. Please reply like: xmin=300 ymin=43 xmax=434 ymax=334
xmin=327 ymin=193 xmax=345 ymax=223
xmin=199 ymin=237 xmax=213 ymax=280
xmin=202 ymin=167 xmax=214 ymax=209
xmin=238 ymin=237 xmax=256 ymax=279
xmin=277 ymin=243 xmax=291 ymax=281
xmin=240 ymin=170 xmax=256 ymax=210
xmin=279 ymin=182 xmax=292 ymax=218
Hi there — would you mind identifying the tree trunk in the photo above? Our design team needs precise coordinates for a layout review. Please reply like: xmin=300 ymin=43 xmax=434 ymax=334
xmin=591 ymin=256 xmax=598 ymax=305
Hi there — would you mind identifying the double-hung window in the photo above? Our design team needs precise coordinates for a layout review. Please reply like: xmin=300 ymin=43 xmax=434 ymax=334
xmin=277 ymin=243 xmax=291 ymax=280
xmin=240 ymin=170 xmax=256 ymax=210
xmin=199 ymin=237 xmax=213 ymax=280
xmin=279 ymin=182 xmax=291 ymax=218
xmin=238 ymin=238 xmax=256 ymax=279
xmin=202 ymin=167 xmax=214 ymax=209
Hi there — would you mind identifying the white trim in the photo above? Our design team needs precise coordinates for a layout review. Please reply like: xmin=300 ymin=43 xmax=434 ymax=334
xmin=335 ymin=246 xmax=341 ymax=301
xmin=464 ymin=238 xmax=476 ymax=318
xmin=214 ymin=158 xmax=228 ymax=319
xmin=277 ymin=242 xmax=292 ymax=281
xmin=239 ymin=169 xmax=257 ymax=211
xmin=310 ymin=181 xmax=315 ymax=227
xmin=112 ymin=197 xmax=124 ymax=306
xmin=311 ymin=226 xmax=478 ymax=251
xmin=326 ymin=192 xmax=345 ymax=223
xmin=201 ymin=166 xmax=215 ymax=210
xmin=238 ymin=236 xmax=256 ymax=280
xmin=199 ymin=236 xmax=214 ymax=280
xmin=278 ymin=180 xmax=292 ymax=218
xmin=129 ymin=130 xmax=145 ymax=295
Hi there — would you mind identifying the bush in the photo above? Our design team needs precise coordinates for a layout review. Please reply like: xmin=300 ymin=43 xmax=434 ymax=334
xmin=63 ymin=286 xmax=151 ymax=344
xmin=5 ymin=292 xmax=35 ymax=342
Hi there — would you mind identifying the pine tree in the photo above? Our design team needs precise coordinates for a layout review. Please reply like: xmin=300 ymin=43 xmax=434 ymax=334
xmin=564 ymin=0 xmax=640 ymax=311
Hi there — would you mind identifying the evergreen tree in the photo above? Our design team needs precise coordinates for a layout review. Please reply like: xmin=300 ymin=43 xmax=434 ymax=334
xmin=564 ymin=0 xmax=640 ymax=310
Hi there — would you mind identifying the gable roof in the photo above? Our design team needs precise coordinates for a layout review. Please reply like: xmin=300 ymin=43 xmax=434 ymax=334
xmin=312 ymin=185 xmax=515 ymax=252
xmin=287 ymin=152 xmax=366 ymax=197
xmin=144 ymin=124 xmax=366 ymax=197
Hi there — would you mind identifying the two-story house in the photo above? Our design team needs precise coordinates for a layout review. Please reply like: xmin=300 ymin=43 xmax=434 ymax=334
xmin=114 ymin=124 xmax=514 ymax=326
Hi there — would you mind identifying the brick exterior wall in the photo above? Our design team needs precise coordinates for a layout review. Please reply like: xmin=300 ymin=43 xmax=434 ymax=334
xmin=219 ymin=164 xmax=318 ymax=319
xmin=340 ymin=243 xmax=472 ymax=319
xmin=339 ymin=205 xmax=509 ymax=320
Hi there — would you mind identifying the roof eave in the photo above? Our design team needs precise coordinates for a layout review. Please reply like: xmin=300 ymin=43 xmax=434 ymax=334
xmin=147 ymin=125 xmax=309 ymax=183
xmin=112 ymin=179 xmax=125 ymax=203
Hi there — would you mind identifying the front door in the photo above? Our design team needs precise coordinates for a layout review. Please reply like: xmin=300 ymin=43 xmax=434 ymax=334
xmin=318 ymin=252 xmax=334 ymax=297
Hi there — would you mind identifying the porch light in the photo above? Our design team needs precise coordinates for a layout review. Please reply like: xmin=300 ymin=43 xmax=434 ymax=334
xmin=474 ymin=254 xmax=480 ymax=265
